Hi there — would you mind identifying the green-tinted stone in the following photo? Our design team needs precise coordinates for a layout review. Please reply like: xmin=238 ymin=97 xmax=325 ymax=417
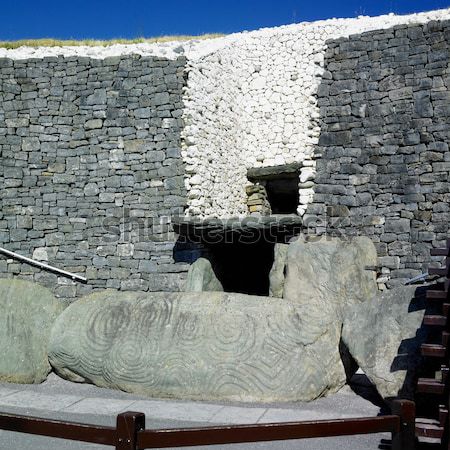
xmin=0 ymin=279 xmax=65 ymax=383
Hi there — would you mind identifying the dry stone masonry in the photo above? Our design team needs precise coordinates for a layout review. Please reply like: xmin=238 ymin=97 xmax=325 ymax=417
xmin=1 ymin=55 xmax=188 ymax=297
xmin=1 ymin=8 xmax=450 ymax=296
xmin=180 ymin=8 xmax=450 ymax=217
xmin=307 ymin=19 xmax=450 ymax=288
xmin=245 ymin=184 xmax=271 ymax=214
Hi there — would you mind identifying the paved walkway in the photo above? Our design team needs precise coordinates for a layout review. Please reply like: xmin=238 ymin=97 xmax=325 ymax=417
xmin=0 ymin=373 xmax=391 ymax=450
xmin=0 ymin=372 xmax=385 ymax=424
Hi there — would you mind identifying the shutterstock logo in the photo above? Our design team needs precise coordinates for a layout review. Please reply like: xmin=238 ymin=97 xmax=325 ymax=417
xmin=95 ymin=206 xmax=349 ymax=245
xmin=99 ymin=208 xmax=172 ymax=243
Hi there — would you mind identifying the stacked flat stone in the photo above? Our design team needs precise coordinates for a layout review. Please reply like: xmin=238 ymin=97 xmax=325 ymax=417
xmin=2 ymin=9 xmax=450 ymax=297
xmin=246 ymin=184 xmax=271 ymax=215
xmin=180 ymin=9 xmax=450 ymax=218
xmin=0 ymin=55 xmax=189 ymax=299
xmin=0 ymin=10 xmax=449 ymax=220
xmin=306 ymin=19 xmax=450 ymax=288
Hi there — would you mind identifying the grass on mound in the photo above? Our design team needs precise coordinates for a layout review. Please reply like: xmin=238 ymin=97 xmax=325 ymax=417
xmin=0 ymin=34 xmax=225 ymax=49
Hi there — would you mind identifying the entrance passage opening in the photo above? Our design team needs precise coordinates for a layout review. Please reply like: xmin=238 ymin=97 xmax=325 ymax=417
xmin=205 ymin=234 xmax=275 ymax=296
xmin=174 ymin=217 xmax=303 ymax=297
xmin=247 ymin=162 xmax=301 ymax=215
xmin=265 ymin=177 xmax=299 ymax=214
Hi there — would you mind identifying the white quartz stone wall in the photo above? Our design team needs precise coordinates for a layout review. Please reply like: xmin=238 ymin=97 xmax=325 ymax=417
xmin=181 ymin=8 xmax=450 ymax=217
xmin=2 ymin=8 xmax=450 ymax=218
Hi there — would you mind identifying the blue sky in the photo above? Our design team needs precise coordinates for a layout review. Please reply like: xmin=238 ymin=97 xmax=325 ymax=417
xmin=1 ymin=0 xmax=450 ymax=41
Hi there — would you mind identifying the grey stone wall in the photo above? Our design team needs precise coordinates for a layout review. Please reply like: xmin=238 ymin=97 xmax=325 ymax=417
xmin=0 ymin=55 xmax=189 ymax=299
xmin=307 ymin=20 xmax=450 ymax=289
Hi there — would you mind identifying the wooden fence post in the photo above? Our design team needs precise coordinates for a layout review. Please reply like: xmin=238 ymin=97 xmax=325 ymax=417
xmin=116 ymin=411 xmax=145 ymax=450
xmin=391 ymin=400 xmax=416 ymax=450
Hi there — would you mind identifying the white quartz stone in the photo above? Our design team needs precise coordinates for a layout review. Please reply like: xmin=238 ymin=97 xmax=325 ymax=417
xmin=300 ymin=168 xmax=316 ymax=183
xmin=32 ymin=248 xmax=48 ymax=262
xmin=2 ymin=9 xmax=448 ymax=219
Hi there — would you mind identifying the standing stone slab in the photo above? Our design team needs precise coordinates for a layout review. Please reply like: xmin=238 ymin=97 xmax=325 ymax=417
xmin=342 ymin=286 xmax=428 ymax=399
xmin=0 ymin=279 xmax=65 ymax=383
xmin=269 ymin=243 xmax=288 ymax=298
xmin=282 ymin=235 xmax=378 ymax=392
xmin=184 ymin=258 xmax=223 ymax=292
xmin=49 ymin=289 xmax=353 ymax=402
xmin=283 ymin=235 xmax=378 ymax=310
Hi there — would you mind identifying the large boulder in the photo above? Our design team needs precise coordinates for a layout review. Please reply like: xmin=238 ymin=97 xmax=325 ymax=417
xmin=0 ymin=278 xmax=65 ymax=383
xmin=283 ymin=235 xmax=378 ymax=311
xmin=269 ymin=243 xmax=288 ymax=298
xmin=49 ymin=289 xmax=353 ymax=402
xmin=342 ymin=286 xmax=428 ymax=399
xmin=281 ymin=235 xmax=378 ymax=391
xmin=184 ymin=258 xmax=223 ymax=292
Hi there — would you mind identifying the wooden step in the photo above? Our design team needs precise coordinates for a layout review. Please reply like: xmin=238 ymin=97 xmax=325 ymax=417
xmin=429 ymin=267 xmax=449 ymax=277
xmin=423 ymin=315 xmax=447 ymax=326
xmin=431 ymin=248 xmax=450 ymax=256
xmin=416 ymin=418 xmax=444 ymax=444
xmin=438 ymin=405 xmax=448 ymax=427
xmin=421 ymin=343 xmax=446 ymax=358
xmin=442 ymin=332 xmax=450 ymax=347
xmin=423 ymin=303 xmax=449 ymax=325
xmin=441 ymin=366 xmax=449 ymax=384
xmin=417 ymin=377 xmax=446 ymax=394
xmin=417 ymin=366 xmax=449 ymax=393
xmin=427 ymin=290 xmax=448 ymax=300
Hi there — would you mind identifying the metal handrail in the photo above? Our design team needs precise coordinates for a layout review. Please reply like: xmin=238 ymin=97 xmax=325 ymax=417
xmin=0 ymin=247 xmax=87 ymax=283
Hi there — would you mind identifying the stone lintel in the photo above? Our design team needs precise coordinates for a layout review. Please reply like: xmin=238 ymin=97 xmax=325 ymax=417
xmin=247 ymin=163 xmax=302 ymax=182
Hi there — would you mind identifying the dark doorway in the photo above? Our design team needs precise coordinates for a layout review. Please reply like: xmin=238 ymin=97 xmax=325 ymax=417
xmin=205 ymin=234 xmax=275 ymax=296
xmin=247 ymin=164 xmax=301 ymax=215
xmin=264 ymin=177 xmax=299 ymax=214
xmin=173 ymin=217 xmax=302 ymax=297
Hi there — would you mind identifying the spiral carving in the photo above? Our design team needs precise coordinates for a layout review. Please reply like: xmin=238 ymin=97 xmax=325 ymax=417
xmin=48 ymin=290 xmax=346 ymax=402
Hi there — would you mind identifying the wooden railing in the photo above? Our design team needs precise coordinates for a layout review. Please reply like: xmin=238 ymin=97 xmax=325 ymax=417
xmin=414 ymin=238 xmax=450 ymax=446
xmin=0 ymin=399 xmax=416 ymax=449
